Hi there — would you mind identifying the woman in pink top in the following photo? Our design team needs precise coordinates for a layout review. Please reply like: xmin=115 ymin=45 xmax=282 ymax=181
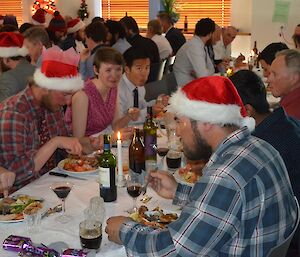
xmin=65 ymin=47 xmax=138 ymax=139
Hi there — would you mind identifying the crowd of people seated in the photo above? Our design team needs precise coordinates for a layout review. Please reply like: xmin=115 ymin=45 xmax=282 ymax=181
xmin=0 ymin=9 xmax=300 ymax=257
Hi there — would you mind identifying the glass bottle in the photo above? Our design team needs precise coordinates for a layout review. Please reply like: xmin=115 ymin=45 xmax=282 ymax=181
xmin=98 ymin=135 xmax=117 ymax=202
xmin=129 ymin=128 xmax=145 ymax=174
xmin=184 ymin=16 xmax=188 ymax=32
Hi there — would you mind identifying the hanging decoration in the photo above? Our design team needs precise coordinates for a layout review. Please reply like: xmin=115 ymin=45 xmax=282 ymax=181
xmin=77 ymin=0 xmax=89 ymax=21
xmin=32 ymin=0 xmax=57 ymax=15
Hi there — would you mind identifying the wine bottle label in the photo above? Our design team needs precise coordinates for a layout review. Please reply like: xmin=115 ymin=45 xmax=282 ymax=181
xmin=145 ymin=135 xmax=157 ymax=158
xmin=99 ymin=167 xmax=110 ymax=187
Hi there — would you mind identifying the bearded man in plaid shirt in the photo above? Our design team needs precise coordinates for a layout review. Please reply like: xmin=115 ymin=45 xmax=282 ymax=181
xmin=106 ymin=76 xmax=298 ymax=257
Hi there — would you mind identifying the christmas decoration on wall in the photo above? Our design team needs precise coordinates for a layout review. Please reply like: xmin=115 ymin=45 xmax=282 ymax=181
xmin=32 ymin=0 xmax=57 ymax=15
xmin=77 ymin=0 xmax=89 ymax=21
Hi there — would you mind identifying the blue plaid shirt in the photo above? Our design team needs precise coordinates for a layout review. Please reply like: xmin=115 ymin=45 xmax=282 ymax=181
xmin=120 ymin=127 xmax=297 ymax=256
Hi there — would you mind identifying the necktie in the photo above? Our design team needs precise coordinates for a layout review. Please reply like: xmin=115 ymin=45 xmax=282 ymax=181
xmin=133 ymin=87 xmax=139 ymax=108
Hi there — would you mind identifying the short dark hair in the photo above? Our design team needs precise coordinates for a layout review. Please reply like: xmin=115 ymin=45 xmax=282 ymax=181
xmin=230 ymin=70 xmax=270 ymax=115
xmin=93 ymin=47 xmax=124 ymax=71
xmin=92 ymin=17 xmax=105 ymax=23
xmin=85 ymin=21 xmax=107 ymax=43
xmin=257 ymin=42 xmax=289 ymax=65
xmin=0 ymin=24 xmax=18 ymax=33
xmin=23 ymin=26 xmax=51 ymax=48
xmin=123 ymin=46 xmax=150 ymax=68
xmin=195 ymin=18 xmax=215 ymax=37
xmin=105 ymin=20 xmax=126 ymax=46
xmin=157 ymin=12 xmax=173 ymax=25
xmin=19 ymin=23 xmax=34 ymax=34
xmin=119 ymin=16 xmax=139 ymax=34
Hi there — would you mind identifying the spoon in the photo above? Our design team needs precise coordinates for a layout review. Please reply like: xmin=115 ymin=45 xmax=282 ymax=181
xmin=42 ymin=204 xmax=63 ymax=219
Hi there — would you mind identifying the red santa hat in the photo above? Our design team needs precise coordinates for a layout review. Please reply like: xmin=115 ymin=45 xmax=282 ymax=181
xmin=48 ymin=11 xmax=67 ymax=33
xmin=32 ymin=8 xmax=46 ymax=25
xmin=67 ymin=18 xmax=85 ymax=34
xmin=33 ymin=46 xmax=83 ymax=91
xmin=0 ymin=32 xmax=28 ymax=58
xmin=168 ymin=76 xmax=255 ymax=131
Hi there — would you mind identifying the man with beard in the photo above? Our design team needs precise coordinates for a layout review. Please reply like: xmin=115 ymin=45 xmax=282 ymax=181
xmin=105 ymin=76 xmax=298 ymax=256
xmin=0 ymin=32 xmax=35 ymax=102
xmin=0 ymin=46 xmax=98 ymax=192
xmin=60 ymin=17 xmax=86 ymax=53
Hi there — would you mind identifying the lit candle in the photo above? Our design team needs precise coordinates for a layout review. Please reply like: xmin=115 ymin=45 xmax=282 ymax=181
xmin=117 ymin=131 xmax=123 ymax=176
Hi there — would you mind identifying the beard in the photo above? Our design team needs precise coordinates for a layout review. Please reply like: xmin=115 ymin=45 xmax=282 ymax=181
xmin=183 ymin=121 xmax=212 ymax=162
xmin=40 ymin=93 xmax=57 ymax=112
xmin=0 ymin=58 xmax=11 ymax=73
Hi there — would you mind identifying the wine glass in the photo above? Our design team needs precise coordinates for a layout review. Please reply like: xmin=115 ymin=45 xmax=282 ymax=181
xmin=126 ymin=172 xmax=143 ymax=214
xmin=156 ymin=147 xmax=169 ymax=169
xmin=50 ymin=181 xmax=74 ymax=223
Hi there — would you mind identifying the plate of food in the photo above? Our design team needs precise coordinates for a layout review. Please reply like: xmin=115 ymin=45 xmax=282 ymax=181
xmin=0 ymin=195 xmax=44 ymax=223
xmin=58 ymin=155 xmax=99 ymax=174
xmin=130 ymin=205 xmax=178 ymax=229
xmin=174 ymin=164 xmax=200 ymax=186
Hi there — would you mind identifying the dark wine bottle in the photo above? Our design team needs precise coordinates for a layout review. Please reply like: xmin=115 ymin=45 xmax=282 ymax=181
xmin=144 ymin=106 xmax=157 ymax=165
xmin=98 ymin=134 xmax=117 ymax=202
xmin=184 ymin=16 xmax=188 ymax=32
xmin=129 ymin=128 xmax=145 ymax=174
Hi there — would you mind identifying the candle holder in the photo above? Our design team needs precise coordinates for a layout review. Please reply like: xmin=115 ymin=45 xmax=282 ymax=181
xmin=117 ymin=174 xmax=126 ymax=187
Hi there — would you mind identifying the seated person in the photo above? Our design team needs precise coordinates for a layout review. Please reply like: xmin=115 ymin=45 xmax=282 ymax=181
xmin=0 ymin=32 xmax=35 ymax=102
xmin=118 ymin=47 xmax=167 ymax=125
xmin=46 ymin=11 xmax=67 ymax=46
xmin=65 ymin=47 xmax=134 ymax=138
xmin=257 ymin=42 xmax=288 ymax=78
xmin=0 ymin=167 xmax=15 ymax=197
xmin=293 ymin=24 xmax=300 ymax=49
xmin=0 ymin=46 xmax=100 ymax=192
xmin=79 ymin=21 xmax=107 ymax=81
xmin=106 ymin=76 xmax=297 ymax=256
xmin=230 ymin=69 xmax=300 ymax=256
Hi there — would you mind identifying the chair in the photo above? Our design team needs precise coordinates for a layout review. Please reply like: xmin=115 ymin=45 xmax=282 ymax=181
xmin=266 ymin=197 xmax=300 ymax=257
xmin=156 ymin=59 xmax=167 ymax=81
xmin=164 ymin=55 xmax=176 ymax=75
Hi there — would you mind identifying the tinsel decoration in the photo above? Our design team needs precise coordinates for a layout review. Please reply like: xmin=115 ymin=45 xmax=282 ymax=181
xmin=32 ymin=0 xmax=56 ymax=14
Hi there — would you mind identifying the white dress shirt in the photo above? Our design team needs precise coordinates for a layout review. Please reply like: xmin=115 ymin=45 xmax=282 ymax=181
xmin=173 ymin=35 xmax=215 ymax=87
xmin=151 ymin=34 xmax=173 ymax=60
xmin=118 ymin=74 xmax=153 ymax=125
xmin=213 ymin=35 xmax=232 ymax=60
xmin=112 ymin=38 xmax=131 ymax=54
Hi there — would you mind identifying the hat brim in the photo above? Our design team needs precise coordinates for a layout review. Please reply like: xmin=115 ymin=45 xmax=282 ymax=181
xmin=33 ymin=68 xmax=84 ymax=91
xmin=67 ymin=20 xmax=85 ymax=34
xmin=0 ymin=46 xmax=28 ymax=57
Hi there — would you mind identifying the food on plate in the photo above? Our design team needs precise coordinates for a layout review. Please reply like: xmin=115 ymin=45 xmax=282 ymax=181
xmin=23 ymin=201 xmax=43 ymax=215
xmin=130 ymin=205 xmax=178 ymax=229
xmin=0 ymin=195 xmax=43 ymax=221
xmin=178 ymin=163 xmax=202 ymax=184
xmin=63 ymin=155 xmax=98 ymax=172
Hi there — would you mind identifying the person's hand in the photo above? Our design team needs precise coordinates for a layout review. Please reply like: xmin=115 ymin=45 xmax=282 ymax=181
xmin=127 ymin=108 xmax=140 ymax=121
xmin=112 ymin=127 xmax=134 ymax=142
xmin=105 ymin=216 xmax=130 ymax=244
xmin=148 ymin=170 xmax=178 ymax=199
xmin=0 ymin=168 xmax=16 ymax=197
xmin=89 ymin=134 xmax=104 ymax=151
xmin=153 ymin=102 xmax=165 ymax=116
xmin=80 ymin=48 xmax=90 ymax=62
xmin=56 ymin=137 xmax=83 ymax=155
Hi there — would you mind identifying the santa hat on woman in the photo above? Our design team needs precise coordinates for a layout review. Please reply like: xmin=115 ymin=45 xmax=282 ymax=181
xmin=67 ymin=18 xmax=85 ymax=34
xmin=0 ymin=32 xmax=28 ymax=57
xmin=168 ymin=76 xmax=255 ymax=131
xmin=33 ymin=46 xmax=84 ymax=91
xmin=32 ymin=8 xmax=46 ymax=26
xmin=48 ymin=11 xmax=66 ymax=33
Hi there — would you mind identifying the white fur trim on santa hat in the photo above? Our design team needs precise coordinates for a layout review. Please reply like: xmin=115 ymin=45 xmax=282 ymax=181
xmin=168 ymin=89 xmax=255 ymax=131
xmin=0 ymin=46 xmax=28 ymax=57
xmin=32 ymin=19 xmax=46 ymax=26
xmin=33 ymin=68 xmax=84 ymax=91
xmin=67 ymin=20 xmax=85 ymax=34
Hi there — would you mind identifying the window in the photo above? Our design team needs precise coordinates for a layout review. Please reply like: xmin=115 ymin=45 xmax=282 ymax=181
xmin=102 ymin=0 xmax=149 ymax=28
xmin=176 ymin=0 xmax=231 ymax=30
xmin=0 ymin=0 xmax=23 ymax=26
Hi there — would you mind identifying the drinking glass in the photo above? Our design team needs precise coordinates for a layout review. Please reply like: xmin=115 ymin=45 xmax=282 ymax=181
xmin=50 ymin=181 xmax=74 ymax=223
xmin=166 ymin=150 xmax=182 ymax=172
xmin=126 ymin=172 xmax=143 ymax=213
xmin=79 ymin=219 xmax=102 ymax=252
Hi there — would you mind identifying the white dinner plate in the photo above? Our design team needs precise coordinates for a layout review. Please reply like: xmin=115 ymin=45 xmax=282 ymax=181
xmin=58 ymin=159 xmax=99 ymax=175
xmin=173 ymin=170 xmax=195 ymax=187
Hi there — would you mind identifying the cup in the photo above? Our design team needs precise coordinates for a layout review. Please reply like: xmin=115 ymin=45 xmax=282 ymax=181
xmin=166 ymin=150 xmax=182 ymax=172
xmin=79 ymin=220 xmax=102 ymax=252
xmin=23 ymin=209 xmax=42 ymax=233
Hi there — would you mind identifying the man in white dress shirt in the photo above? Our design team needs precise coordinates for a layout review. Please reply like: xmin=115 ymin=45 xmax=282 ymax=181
xmin=173 ymin=18 xmax=216 ymax=87
xmin=146 ymin=19 xmax=172 ymax=60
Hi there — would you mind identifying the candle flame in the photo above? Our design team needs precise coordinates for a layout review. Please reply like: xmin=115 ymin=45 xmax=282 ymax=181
xmin=117 ymin=131 xmax=121 ymax=140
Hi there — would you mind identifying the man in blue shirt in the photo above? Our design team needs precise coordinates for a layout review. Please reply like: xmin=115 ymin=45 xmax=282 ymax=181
xmin=106 ymin=76 xmax=297 ymax=256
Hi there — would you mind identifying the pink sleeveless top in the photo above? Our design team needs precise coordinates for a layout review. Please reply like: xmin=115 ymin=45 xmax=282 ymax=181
xmin=65 ymin=80 xmax=117 ymax=136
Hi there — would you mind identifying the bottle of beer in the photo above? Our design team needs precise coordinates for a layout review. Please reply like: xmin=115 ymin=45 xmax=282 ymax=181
xmin=143 ymin=106 xmax=157 ymax=170
xmin=98 ymin=135 xmax=117 ymax=202
xmin=252 ymin=41 xmax=258 ymax=55
xmin=129 ymin=128 xmax=145 ymax=174
xmin=184 ymin=16 xmax=188 ymax=32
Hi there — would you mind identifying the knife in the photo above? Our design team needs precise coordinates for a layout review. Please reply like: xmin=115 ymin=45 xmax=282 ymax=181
xmin=49 ymin=171 xmax=87 ymax=180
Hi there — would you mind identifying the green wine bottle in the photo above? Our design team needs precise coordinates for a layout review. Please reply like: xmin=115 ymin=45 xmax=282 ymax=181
xmin=98 ymin=134 xmax=117 ymax=202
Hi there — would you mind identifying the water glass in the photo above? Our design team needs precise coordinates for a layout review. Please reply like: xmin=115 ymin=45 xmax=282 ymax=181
xmin=79 ymin=219 xmax=102 ymax=252
xmin=23 ymin=209 xmax=42 ymax=233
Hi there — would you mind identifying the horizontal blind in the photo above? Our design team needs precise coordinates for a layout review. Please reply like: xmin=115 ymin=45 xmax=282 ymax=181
xmin=0 ymin=0 xmax=23 ymax=26
xmin=102 ymin=0 xmax=149 ymax=29
xmin=175 ymin=0 xmax=231 ymax=30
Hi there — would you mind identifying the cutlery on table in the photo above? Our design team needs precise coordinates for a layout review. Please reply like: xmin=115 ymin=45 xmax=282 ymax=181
xmin=49 ymin=171 xmax=87 ymax=180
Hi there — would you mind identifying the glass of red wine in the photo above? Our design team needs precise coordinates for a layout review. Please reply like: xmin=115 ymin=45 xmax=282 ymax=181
xmin=50 ymin=181 xmax=74 ymax=223
xmin=156 ymin=147 xmax=169 ymax=169
xmin=126 ymin=172 xmax=143 ymax=214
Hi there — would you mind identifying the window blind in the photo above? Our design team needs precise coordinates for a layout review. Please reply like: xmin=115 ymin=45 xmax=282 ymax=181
xmin=0 ymin=0 xmax=23 ymax=26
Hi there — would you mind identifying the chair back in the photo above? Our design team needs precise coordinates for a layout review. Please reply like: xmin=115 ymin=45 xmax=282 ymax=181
xmin=164 ymin=55 xmax=176 ymax=74
xmin=157 ymin=59 xmax=167 ymax=81
xmin=266 ymin=197 xmax=300 ymax=257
